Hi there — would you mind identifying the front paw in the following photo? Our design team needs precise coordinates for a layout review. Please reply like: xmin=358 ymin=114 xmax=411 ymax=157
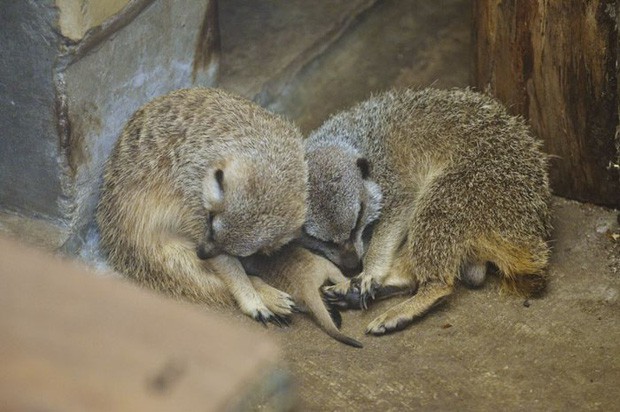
xmin=248 ymin=306 xmax=291 ymax=328
xmin=356 ymin=275 xmax=379 ymax=310
xmin=321 ymin=275 xmax=378 ymax=310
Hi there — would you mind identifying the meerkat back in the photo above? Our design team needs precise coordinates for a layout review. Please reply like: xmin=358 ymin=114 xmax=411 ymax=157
xmin=306 ymin=88 xmax=552 ymax=334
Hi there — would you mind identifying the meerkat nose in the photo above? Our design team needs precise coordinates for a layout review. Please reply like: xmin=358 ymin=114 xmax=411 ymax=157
xmin=341 ymin=251 xmax=362 ymax=270
xmin=196 ymin=243 xmax=221 ymax=260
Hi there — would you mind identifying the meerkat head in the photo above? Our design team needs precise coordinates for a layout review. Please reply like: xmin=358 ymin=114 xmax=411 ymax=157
xmin=198 ymin=154 xmax=307 ymax=259
xmin=299 ymin=146 xmax=382 ymax=273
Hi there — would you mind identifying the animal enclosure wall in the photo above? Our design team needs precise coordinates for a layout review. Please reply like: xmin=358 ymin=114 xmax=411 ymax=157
xmin=472 ymin=0 xmax=620 ymax=208
xmin=0 ymin=0 xmax=219 ymax=251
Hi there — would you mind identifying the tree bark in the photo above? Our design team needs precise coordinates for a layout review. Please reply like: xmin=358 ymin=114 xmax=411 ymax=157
xmin=472 ymin=0 xmax=619 ymax=207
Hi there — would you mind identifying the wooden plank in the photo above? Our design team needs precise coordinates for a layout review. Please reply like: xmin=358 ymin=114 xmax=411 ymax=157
xmin=0 ymin=236 xmax=291 ymax=411
xmin=472 ymin=0 xmax=620 ymax=207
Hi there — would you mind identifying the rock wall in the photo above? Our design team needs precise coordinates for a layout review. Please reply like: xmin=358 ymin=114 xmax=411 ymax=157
xmin=0 ymin=0 xmax=219 ymax=252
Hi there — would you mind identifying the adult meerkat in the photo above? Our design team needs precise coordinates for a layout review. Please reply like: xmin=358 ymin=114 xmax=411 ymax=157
xmin=97 ymin=88 xmax=308 ymax=324
xmin=242 ymin=245 xmax=363 ymax=348
xmin=301 ymin=88 xmax=551 ymax=335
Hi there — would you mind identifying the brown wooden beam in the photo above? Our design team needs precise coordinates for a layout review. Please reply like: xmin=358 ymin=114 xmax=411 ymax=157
xmin=0 ymin=236 xmax=291 ymax=411
xmin=473 ymin=0 xmax=619 ymax=207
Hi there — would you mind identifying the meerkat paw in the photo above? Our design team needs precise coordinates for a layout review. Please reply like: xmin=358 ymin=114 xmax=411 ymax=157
xmin=322 ymin=275 xmax=380 ymax=310
xmin=365 ymin=283 xmax=452 ymax=335
xmin=236 ymin=298 xmax=276 ymax=326
xmin=249 ymin=277 xmax=296 ymax=325
xmin=355 ymin=274 xmax=380 ymax=310
xmin=322 ymin=279 xmax=361 ymax=309
xmin=365 ymin=308 xmax=417 ymax=335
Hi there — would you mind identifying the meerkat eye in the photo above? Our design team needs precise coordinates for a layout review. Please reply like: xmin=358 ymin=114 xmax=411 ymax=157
xmin=207 ymin=212 xmax=216 ymax=241
xmin=215 ymin=169 xmax=224 ymax=192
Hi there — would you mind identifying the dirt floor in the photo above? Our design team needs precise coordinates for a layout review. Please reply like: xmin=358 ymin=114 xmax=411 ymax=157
xmin=222 ymin=197 xmax=619 ymax=411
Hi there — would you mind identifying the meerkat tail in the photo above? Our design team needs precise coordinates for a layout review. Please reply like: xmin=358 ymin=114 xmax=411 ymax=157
xmin=477 ymin=235 xmax=549 ymax=297
xmin=303 ymin=293 xmax=363 ymax=348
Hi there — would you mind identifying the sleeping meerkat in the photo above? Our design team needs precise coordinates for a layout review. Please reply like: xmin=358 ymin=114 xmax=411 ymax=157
xmin=301 ymin=88 xmax=551 ymax=335
xmin=97 ymin=88 xmax=308 ymax=324
xmin=242 ymin=245 xmax=363 ymax=348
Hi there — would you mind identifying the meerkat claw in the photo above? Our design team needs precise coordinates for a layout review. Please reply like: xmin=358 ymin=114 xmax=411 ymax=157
xmin=350 ymin=276 xmax=378 ymax=310
xmin=254 ymin=313 xmax=269 ymax=327
xmin=322 ymin=284 xmax=363 ymax=309
xmin=269 ymin=314 xmax=285 ymax=328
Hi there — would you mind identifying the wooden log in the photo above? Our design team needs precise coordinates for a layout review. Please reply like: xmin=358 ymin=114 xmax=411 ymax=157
xmin=472 ymin=0 xmax=620 ymax=207
xmin=0 ymin=236 xmax=292 ymax=411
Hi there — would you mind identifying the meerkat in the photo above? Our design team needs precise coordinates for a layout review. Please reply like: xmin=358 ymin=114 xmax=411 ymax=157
xmin=97 ymin=88 xmax=308 ymax=324
xmin=242 ymin=245 xmax=364 ymax=348
xmin=300 ymin=88 xmax=551 ymax=335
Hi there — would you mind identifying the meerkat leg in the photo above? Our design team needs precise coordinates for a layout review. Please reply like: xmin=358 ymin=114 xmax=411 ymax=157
xmin=374 ymin=247 xmax=419 ymax=300
xmin=323 ymin=213 xmax=408 ymax=309
xmin=325 ymin=262 xmax=349 ymax=285
xmin=208 ymin=255 xmax=287 ymax=325
xmin=248 ymin=276 xmax=296 ymax=324
xmin=365 ymin=282 xmax=453 ymax=335
xmin=139 ymin=235 xmax=233 ymax=306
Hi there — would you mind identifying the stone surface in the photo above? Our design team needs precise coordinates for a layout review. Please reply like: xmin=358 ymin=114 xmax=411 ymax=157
xmin=218 ymin=0 xmax=378 ymax=101
xmin=0 ymin=211 xmax=69 ymax=252
xmin=61 ymin=0 xmax=218 ymax=250
xmin=269 ymin=0 xmax=471 ymax=133
xmin=56 ymin=0 xmax=132 ymax=41
xmin=0 ymin=1 xmax=65 ymax=221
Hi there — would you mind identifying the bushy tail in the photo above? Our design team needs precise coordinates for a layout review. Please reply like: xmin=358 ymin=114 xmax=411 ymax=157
xmin=477 ymin=235 xmax=550 ymax=297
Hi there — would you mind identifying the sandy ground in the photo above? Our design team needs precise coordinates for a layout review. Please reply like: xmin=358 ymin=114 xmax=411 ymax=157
xmin=222 ymin=197 xmax=619 ymax=411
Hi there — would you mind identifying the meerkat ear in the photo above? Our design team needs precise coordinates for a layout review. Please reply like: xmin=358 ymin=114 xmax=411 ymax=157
xmin=356 ymin=158 xmax=371 ymax=179
xmin=202 ymin=168 xmax=224 ymax=209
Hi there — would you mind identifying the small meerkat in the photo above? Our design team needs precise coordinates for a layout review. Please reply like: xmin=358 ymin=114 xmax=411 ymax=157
xmin=300 ymin=88 xmax=551 ymax=335
xmin=242 ymin=245 xmax=363 ymax=348
xmin=97 ymin=88 xmax=308 ymax=324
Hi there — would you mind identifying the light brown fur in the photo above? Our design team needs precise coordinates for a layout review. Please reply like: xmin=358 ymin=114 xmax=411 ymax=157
xmin=302 ymin=88 xmax=551 ymax=335
xmin=242 ymin=245 xmax=363 ymax=347
xmin=97 ymin=88 xmax=308 ymax=323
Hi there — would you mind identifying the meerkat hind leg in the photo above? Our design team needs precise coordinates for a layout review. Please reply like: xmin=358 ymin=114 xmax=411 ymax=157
xmin=366 ymin=282 xmax=453 ymax=335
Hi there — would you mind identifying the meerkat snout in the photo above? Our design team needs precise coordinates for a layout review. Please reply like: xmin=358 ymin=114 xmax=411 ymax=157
xmin=200 ymin=155 xmax=307 ymax=259
xmin=298 ymin=147 xmax=382 ymax=273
